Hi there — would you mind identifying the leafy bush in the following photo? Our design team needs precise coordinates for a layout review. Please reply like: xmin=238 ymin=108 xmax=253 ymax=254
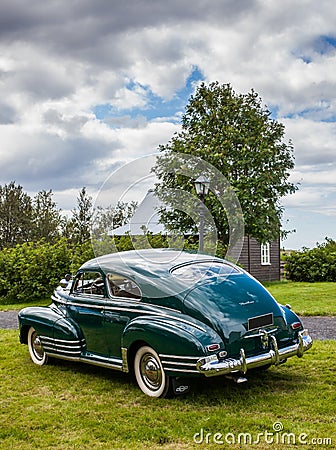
xmin=0 ymin=235 xmax=170 ymax=304
xmin=285 ymin=238 xmax=336 ymax=282
xmin=0 ymin=238 xmax=97 ymax=304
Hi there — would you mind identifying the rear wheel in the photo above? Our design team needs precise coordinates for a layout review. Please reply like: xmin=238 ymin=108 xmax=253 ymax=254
xmin=134 ymin=346 xmax=171 ymax=398
xmin=27 ymin=327 xmax=48 ymax=366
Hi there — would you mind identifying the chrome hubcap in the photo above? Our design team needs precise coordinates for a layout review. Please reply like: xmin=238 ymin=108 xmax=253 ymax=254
xmin=32 ymin=333 xmax=44 ymax=360
xmin=140 ymin=353 xmax=162 ymax=391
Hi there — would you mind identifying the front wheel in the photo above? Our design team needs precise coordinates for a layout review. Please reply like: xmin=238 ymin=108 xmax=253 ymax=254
xmin=134 ymin=346 xmax=171 ymax=398
xmin=27 ymin=327 xmax=48 ymax=366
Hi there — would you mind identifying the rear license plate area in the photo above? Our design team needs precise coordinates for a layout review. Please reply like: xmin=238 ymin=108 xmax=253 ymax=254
xmin=248 ymin=313 xmax=273 ymax=331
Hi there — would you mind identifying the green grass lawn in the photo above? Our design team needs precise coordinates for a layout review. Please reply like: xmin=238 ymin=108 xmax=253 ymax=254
xmin=0 ymin=329 xmax=335 ymax=449
xmin=264 ymin=281 xmax=336 ymax=316
xmin=0 ymin=298 xmax=50 ymax=311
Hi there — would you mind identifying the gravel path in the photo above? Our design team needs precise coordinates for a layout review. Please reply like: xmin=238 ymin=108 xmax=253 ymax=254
xmin=299 ymin=316 xmax=336 ymax=341
xmin=0 ymin=310 xmax=19 ymax=329
xmin=0 ymin=310 xmax=335 ymax=340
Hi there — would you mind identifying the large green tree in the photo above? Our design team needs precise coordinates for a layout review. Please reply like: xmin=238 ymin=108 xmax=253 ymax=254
xmin=153 ymin=82 xmax=297 ymax=246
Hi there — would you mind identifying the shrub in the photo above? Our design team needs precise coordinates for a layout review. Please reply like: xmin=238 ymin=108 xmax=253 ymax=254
xmin=284 ymin=238 xmax=336 ymax=282
xmin=0 ymin=238 xmax=97 ymax=305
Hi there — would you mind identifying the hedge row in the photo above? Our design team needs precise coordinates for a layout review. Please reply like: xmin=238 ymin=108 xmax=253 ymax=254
xmin=0 ymin=234 xmax=170 ymax=304
xmin=285 ymin=238 xmax=336 ymax=282
xmin=0 ymin=239 xmax=94 ymax=304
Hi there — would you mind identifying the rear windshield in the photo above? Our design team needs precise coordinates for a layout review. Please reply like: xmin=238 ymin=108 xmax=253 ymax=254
xmin=171 ymin=261 xmax=240 ymax=283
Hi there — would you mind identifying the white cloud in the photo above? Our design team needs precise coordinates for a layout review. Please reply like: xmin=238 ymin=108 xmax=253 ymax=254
xmin=282 ymin=118 xmax=336 ymax=166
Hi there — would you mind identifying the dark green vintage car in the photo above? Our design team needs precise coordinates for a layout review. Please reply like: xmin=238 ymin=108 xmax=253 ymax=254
xmin=19 ymin=249 xmax=312 ymax=397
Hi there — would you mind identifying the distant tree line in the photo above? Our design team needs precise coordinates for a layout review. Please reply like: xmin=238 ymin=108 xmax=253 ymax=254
xmin=0 ymin=181 xmax=137 ymax=250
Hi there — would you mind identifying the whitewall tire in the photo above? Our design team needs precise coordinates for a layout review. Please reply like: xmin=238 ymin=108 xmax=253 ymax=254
xmin=27 ymin=327 xmax=48 ymax=366
xmin=134 ymin=346 xmax=171 ymax=398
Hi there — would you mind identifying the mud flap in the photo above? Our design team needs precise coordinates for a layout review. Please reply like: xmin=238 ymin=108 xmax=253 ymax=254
xmin=172 ymin=377 xmax=191 ymax=395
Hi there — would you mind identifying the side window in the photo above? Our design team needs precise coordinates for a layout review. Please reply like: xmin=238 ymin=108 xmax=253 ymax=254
xmin=107 ymin=273 xmax=141 ymax=300
xmin=72 ymin=271 xmax=105 ymax=296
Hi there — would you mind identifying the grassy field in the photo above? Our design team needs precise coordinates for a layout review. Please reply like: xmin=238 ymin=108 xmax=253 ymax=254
xmin=0 ymin=298 xmax=50 ymax=311
xmin=0 ymin=329 xmax=335 ymax=449
xmin=264 ymin=281 xmax=336 ymax=316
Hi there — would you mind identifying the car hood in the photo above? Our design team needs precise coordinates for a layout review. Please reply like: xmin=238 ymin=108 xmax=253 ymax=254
xmin=183 ymin=274 xmax=288 ymax=355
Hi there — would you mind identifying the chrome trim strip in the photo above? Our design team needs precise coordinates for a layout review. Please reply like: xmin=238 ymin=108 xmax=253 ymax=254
xmin=147 ymin=315 xmax=206 ymax=332
xmin=159 ymin=354 xmax=200 ymax=360
xmin=41 ymin=340 xmax=80 ymax=347
xmin=196 ymin=331 xmax=313 ymax=378
xmin=121 ymin=347 xmax=129 ymax=373
xmin=83 ymin=353 xmax=122 ymax=365
xmin=46 ymin=346 xmax=82 ymax=353
xmin=54 ymin=290 xmax=181 ymax=315
xmin=53 ymin=292 xmax=181 ymax=315
xmin=243 ymin=328 xmax=279 ymax=339
xmin=44 ymin=353 xmax=123 ymax=371
xmin=145 ymin=304 xmax=181 ymax=314
xmin=105 ymin=303 xmax=181 ymax=314
xmin=44 ymin=353 xmax=81 ymax=361
xmin=162 ymin=361 xmax=197 ymax=368
xmin=161 ymin=355 xmax=199 ymax=373
xmin=40 ymin=336 xmax=84 ymax=354
xmin=45 ymin=348 xmax=82 ymax=355
xmin=42 ymin=342 xmax=77 ymax=347
xmin=162 ymin=358 xmax=196 ymax=365
xmin=167 ymin=316 xmax=205 ymax=332
xmin=80 ymin=357 xmax=123 ymax=371
xmin=164 ymin=367 xmax=199 ymax=374
xmin=42 ymin=341 xmax=82 ymax=352
xmin=40 ymin=336 xmax=84 ymax=345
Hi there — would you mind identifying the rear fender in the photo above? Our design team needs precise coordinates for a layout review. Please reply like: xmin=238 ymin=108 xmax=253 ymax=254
xmin=122 ymin=316 xmax=223 ymax=376
xmin=280 ymin=304 xmax=302 ymax=326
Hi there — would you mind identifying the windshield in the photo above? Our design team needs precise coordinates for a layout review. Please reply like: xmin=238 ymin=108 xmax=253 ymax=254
xmin=171 ymin=261 xmax=240 ymax=284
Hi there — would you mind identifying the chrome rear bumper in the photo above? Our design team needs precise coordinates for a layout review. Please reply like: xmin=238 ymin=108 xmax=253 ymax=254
xmin=196 ymin=330 xmax=313 ymax=377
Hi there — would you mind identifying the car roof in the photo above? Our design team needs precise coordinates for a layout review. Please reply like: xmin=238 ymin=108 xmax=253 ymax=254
xmin=80 ymin=248 xmax=222 ymax=276
xmin=79 ymin=248 xmax=243 ymax=299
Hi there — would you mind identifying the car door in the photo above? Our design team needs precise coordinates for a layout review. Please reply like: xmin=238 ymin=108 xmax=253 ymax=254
xmin=103 ymin=272 xmax=142 ymax=359
xmin=68 ymin=270 xmax=110 ymax=356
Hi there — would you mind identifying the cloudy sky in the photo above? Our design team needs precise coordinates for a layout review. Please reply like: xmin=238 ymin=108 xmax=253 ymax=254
xmin=0 ymin=0 xmax=335 ymax=249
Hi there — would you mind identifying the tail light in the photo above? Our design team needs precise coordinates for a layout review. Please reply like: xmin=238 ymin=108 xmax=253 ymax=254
xmin=206 ymin=343 xmax=220 ymax=352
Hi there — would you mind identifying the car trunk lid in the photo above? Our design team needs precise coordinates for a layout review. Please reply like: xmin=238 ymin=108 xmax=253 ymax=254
xmin=183 ymin=274 xmax=288 ymax=357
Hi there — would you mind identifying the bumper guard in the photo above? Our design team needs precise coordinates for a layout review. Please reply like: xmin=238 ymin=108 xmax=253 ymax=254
xmin=196 ymin=330 xmax=313 ymax=377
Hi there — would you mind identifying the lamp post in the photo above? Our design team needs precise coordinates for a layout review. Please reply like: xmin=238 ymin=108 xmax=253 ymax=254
xmin=194 ymin=175 xmax=210 ymax=252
